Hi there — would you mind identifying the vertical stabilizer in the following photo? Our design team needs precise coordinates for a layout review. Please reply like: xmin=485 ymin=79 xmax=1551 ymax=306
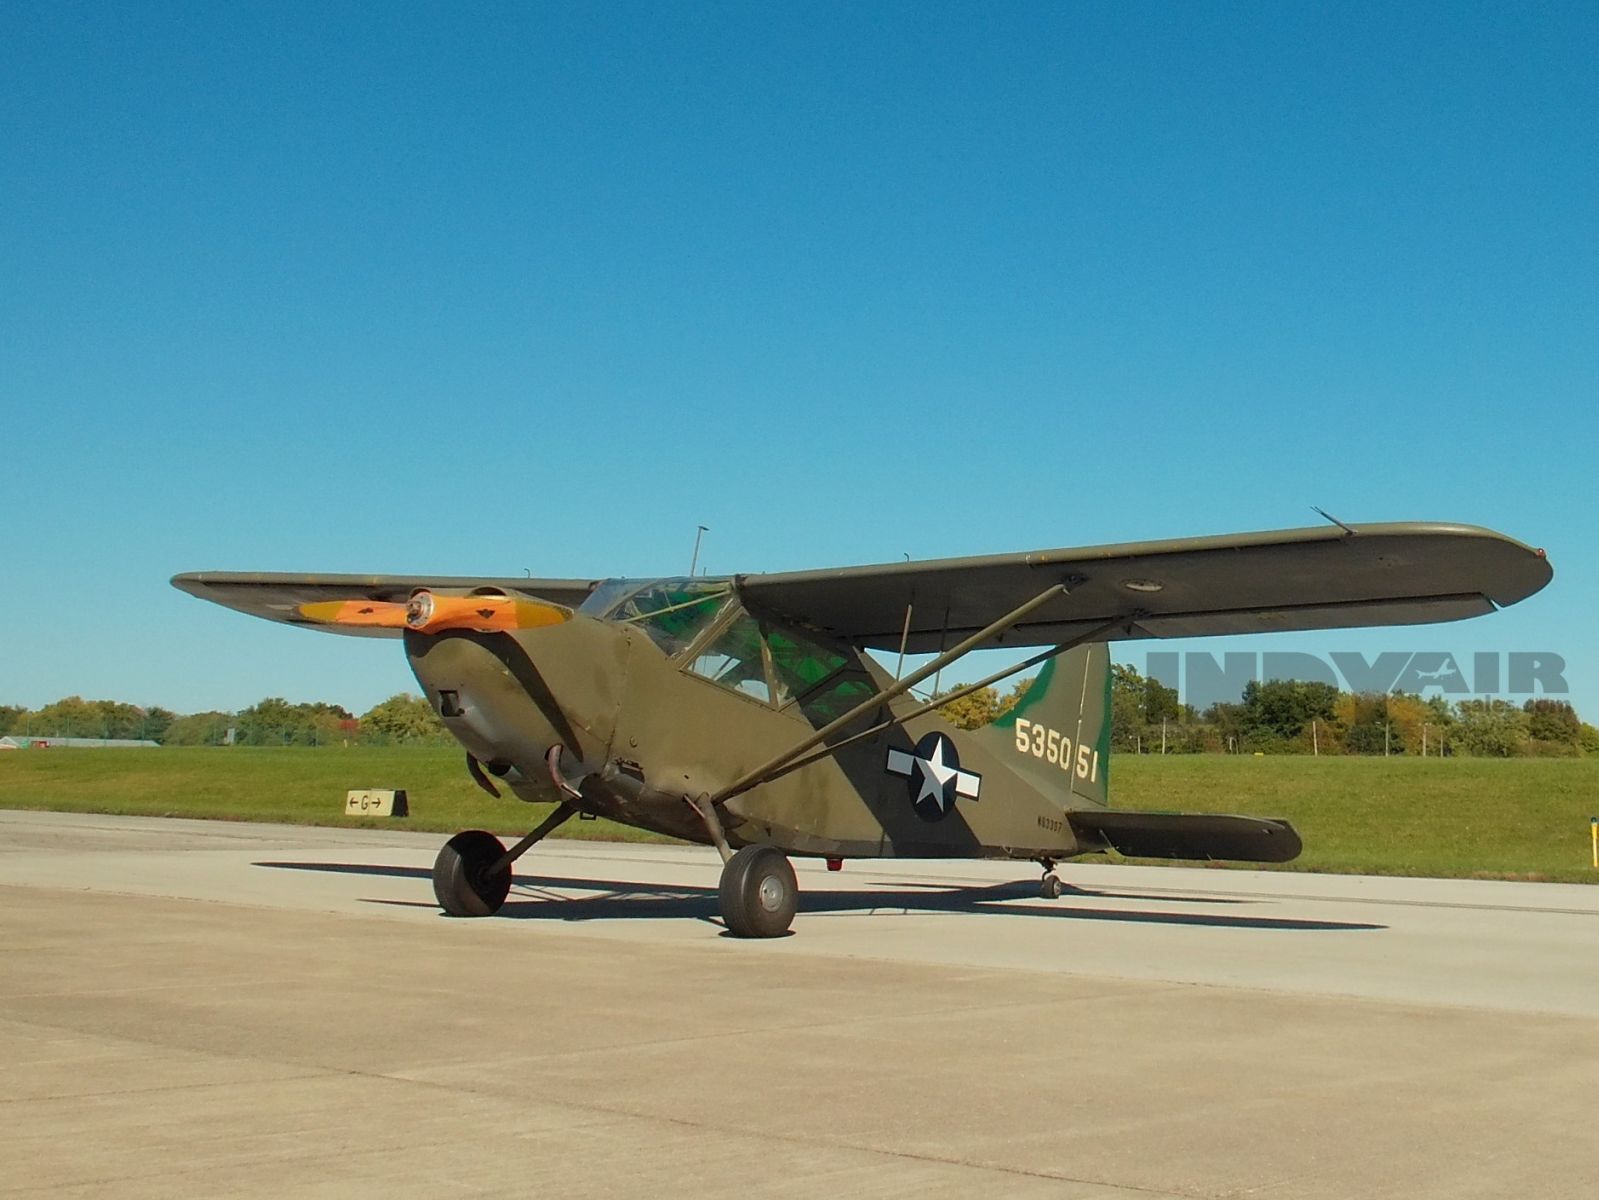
xmin=972 ymin=644 xmax=1111 ymax=808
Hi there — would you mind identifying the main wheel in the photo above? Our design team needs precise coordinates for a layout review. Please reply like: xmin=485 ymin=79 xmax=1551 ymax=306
xmin=433 ymin=830 xmax=512 ymax=917
xmin=718 ymin=845 xmax=798 ymax=938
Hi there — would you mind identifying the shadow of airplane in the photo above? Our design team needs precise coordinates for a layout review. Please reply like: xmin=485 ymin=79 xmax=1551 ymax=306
xmin=252 ymin=861 xmax=1385 ymax=933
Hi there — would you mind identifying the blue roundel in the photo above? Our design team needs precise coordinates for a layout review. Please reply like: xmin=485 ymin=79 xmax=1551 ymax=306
xmin=885 ymin=731 xmax=982 ymax=823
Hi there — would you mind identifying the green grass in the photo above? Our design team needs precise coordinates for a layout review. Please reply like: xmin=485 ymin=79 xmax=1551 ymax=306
xmin=0 ymin=747 xmax=659 ymax=843
xmin=1 ymin=747 xmax=1596 ymax=882
xmin=1103 ymin=755 xmax=1599 ymax=883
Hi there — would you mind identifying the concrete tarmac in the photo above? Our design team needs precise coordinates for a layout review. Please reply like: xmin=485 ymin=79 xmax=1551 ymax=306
xmin=1 ymin=809 xmax=1596 ymax=1199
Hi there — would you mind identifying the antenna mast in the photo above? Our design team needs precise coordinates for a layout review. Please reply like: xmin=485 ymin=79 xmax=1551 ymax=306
xmin=689 ymin=525 xmax=709 ymax=576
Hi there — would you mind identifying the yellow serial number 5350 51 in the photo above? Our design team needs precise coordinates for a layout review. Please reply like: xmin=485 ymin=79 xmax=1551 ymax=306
xmin=1013 ymin=718 xmax=1100 ymax=783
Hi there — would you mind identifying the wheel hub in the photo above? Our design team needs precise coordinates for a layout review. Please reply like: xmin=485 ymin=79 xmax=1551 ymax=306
xmin=757 ymin=874 xmax=785 ymax=912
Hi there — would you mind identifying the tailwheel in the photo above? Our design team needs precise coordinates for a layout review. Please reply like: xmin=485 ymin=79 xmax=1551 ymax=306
xmin=718 ymin=845 xmax=798 ymax=938
xmin=1039 ymin=872 xmax=1064 ymax=899
xmin=433 ymin=829 xmax=513 ymax=917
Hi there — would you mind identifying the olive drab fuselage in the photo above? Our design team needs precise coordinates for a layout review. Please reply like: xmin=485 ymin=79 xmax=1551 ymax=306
xmin=403 ymin=579 xmax=1092 ymax=861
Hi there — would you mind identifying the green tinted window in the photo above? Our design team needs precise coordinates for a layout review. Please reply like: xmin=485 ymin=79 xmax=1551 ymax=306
xmin=688 ymin=614 xmax=773 ymax=703
xmin=614 ymin=583 xmax=731 ymax=656
xmin=795 ymin=673 xmax=877 ymax=723
xmin=765 ymin=627 xmax=847 ymax=701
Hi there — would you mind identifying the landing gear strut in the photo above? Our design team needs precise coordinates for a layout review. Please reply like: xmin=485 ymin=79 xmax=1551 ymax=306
xmin=718 ymin=845 xmax=798 ymax=938
xmin=1038 ymin=857 xmax=1064 ymax=899
xmin=432 ymin=802 xmax=577 ymax=917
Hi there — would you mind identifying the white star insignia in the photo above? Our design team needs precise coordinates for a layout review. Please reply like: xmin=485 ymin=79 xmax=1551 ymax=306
xmin=915 ymin=737 xmax=960 ymax=811
xmin=886 ymin=735 xmax=982 ymax=813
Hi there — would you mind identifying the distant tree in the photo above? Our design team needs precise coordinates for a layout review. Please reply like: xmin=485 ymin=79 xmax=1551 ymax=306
xmin=1200 ymin=701 xmax=1248 ymax=751
xmin=936 ymin=686 xmax=1001 ymax=731
xmin=162 ymin=711 xmax=237 ymax=746
xmin=361 ymin=694 xmax=446 ymax=743
xmin=934 ymin=675 xmax=1031 ymax=731
xmin=1141 ymin=674 xmax=1183 ymax=724
xmin=997 ymin=677 xmax=1032 ymax=717
xmin=1241 ymin=679 xmax=1339 ymax=743
xmin=1523 ymin=699 xmax=1580 ymax=746
xmin=140 ymin=706 xmax=176 ymax=744
xmin=1580 ymin=723 xmax=1599 ymax=757
xmin=27 ymin=697 xmax=149 ymax=740
xmin=26 ymin=697 xmax=91 ymax=737
xmin=235 ymin=698 xmax=352 ymax=746
xmin=1383 ymin=693 xmax=1436 ymax=755
xmin=1110 ymin=663 xmax=1147 ymax=750
xmin=1106 ymin=662 xmax=1187 ymax=751
xmin=1423 ymin=695 xmax=1456 ymax=754
xmin=1330 ymin=692 xmax=1399 ymax=754
xmin=1452 ymin=699 xmax=1529 ymax=757
xmin=0 ymin=705 xmax=24 ymax=736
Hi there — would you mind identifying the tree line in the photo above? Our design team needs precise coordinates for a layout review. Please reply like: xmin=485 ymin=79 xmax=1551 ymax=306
xmin=0 ymin=694 xmax=449 ymax=747
xmin=7 ymin=669 xmax=1594 ymax=757
xmin=935 ymin=664 xmax=1597 ymax=757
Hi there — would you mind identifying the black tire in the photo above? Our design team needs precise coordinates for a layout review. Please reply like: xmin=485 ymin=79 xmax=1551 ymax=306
xmin=718 ymin=845 xmax=798 ymax=938
xmin=1039 ymin=873 xmax=1063 ymax=900
xmin=433 ymin=830 xmax=512 ymax=917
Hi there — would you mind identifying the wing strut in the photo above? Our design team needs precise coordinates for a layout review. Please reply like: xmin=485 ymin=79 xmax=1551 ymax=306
xmin=713 ymin=583 xmax=1072 ymax=805
xmin=712 ymin=613 xmax=1135 ymax=803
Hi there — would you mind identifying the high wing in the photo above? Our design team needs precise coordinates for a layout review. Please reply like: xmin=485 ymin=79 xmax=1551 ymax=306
xmin=171 ymin=572 xmax=598 ymax=637
xmin=736 ymin=522 xmax=1551 ymax=652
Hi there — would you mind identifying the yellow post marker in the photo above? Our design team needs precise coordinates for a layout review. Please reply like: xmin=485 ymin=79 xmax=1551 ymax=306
xmin=1592 ymin=817 xmax=1598 ymax=869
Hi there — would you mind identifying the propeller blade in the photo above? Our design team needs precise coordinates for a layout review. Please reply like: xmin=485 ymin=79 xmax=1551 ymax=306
xmin=297 ymin=600 xmax=410 ymax=627
xmin=297 ymin=591 xmax=571 ymax=633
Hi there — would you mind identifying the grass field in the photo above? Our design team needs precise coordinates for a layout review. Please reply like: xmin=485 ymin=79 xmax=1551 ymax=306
xmin=1 ymin=747 xmax=1596 ymax=883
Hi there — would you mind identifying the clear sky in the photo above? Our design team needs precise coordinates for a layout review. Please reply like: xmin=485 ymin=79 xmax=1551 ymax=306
xmin=2 ymin=2 xmax=1593 ymax=718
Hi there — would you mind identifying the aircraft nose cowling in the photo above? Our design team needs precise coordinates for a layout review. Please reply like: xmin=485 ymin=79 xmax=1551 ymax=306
xmin=403 ymin=629 xmax=569 ymax=779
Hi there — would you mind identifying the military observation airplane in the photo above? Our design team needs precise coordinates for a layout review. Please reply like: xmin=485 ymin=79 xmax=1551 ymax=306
xmin=175 ymin=521 xmax=1551 ymax=937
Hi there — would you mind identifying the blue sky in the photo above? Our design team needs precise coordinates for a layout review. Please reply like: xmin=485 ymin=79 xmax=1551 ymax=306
xmin=2 ymin=2 xmax=1593 ymax=718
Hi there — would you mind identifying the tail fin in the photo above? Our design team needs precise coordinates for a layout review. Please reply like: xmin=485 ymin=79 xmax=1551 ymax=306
xmin=972 ymin=643 xmax=1112 ymax=808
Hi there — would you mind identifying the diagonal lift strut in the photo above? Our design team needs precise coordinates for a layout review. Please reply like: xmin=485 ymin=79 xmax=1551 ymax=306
xmin=721 ymin=612 xmax=1137 ymax=799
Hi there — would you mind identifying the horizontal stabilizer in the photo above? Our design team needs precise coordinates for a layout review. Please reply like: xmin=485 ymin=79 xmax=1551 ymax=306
xmin=1068 ymin=810 xmax=1302 ymax=863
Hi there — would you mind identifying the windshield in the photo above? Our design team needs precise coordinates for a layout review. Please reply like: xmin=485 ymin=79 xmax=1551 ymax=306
xmin=579 ymin=578 xmax=734 ymax=657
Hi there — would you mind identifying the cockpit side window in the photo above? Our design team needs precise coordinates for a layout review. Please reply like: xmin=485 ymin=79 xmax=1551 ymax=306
xmin=764 ymin=626 xmax=848 ymax=704
xmin=687 ymin=612 xmax=773 ymax=703
xmin=792 ymin=672 xmax=879 ymax=723
xmin=671 ymin=600 xmax=872 ymax=713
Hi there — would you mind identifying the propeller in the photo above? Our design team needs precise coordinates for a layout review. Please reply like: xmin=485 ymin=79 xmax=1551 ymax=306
xmin=297 ymin=591 xmax=570 ymax=634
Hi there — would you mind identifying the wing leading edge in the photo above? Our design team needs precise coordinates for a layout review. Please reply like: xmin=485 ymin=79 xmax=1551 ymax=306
xmin=173 ymin=523 xmax=1550 ymax=648
xmin=736 ymin=522 xmax=1551 ymax=651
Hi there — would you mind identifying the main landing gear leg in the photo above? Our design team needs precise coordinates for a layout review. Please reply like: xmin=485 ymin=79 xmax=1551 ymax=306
xmin=432 ymin=802 xmax=578 ymax=918
xmin=1038 ymin=857 xmax=1064 ymax=900
xmin=684 ymin=793 xmax=733 ymax=864
xmin=684 ymin=793 xmax=798 ymax=938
